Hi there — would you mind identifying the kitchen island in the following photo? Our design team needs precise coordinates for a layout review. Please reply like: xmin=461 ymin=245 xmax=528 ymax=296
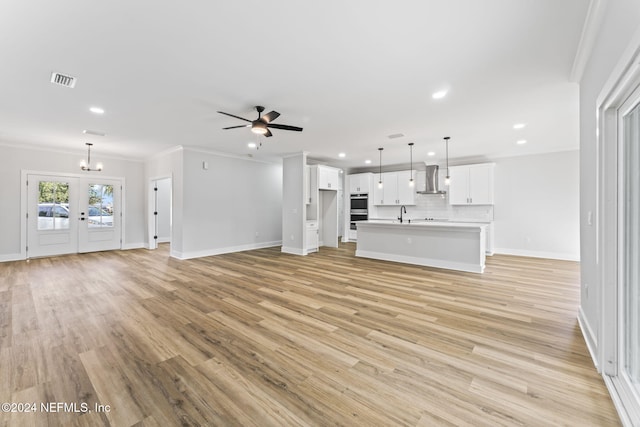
xmin=355 ymin=220 xmax=487 ymax=273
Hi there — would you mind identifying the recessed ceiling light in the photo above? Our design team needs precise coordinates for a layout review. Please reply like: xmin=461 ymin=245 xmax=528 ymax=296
xmin=387 ymin=133 xmax=404 ymax=139
xmin=89 ymin=107 xmax=104 ymax=115
xmin=513 ymin=123 xmax=526 ymax=129
xmin=248 ymin=142 xmax=257 ymax=148
xmin=517 ymin=139 xmax=527 ymax=145
xmin=338 ymin=152 xmax=346 ymax=158
xmin=83 ymin=129 xmax=106 ymax=137
xmin=364 ymin=159 xmax=372 ymax=164
xmin=432 ymin=90 xmax=447 ymax=99
xmin=427 ymin=151 xmax=436 ymax=156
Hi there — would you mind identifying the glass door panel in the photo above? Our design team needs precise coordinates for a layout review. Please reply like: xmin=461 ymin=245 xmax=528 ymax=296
xmin=622 ymin=101 xmax=640 ymax=394
xmin=37 ymin=181 xmax=70 ymax=230
xmin=88 ymin=184 xmax=114 ymax=228
xmin=78 ymin=178 xmax=121 ymax=253
xmin=27 ymin=175 xmax=79 ymax=257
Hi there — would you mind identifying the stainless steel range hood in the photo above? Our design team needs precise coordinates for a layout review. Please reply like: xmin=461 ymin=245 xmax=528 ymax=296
xmin=416 ymin=164 xmax=446 ymax=194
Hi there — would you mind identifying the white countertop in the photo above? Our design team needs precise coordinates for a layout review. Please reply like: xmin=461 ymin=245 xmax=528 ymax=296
xmin=359 ymin=219 xmax=486 ymax=229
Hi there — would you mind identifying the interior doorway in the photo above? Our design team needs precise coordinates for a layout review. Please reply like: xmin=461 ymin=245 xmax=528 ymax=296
xmin=149 ymin=177 xmax=172 ymax=250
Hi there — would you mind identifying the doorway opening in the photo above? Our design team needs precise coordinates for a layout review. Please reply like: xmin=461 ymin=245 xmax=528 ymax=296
xmin=149 ymin=177 xmax=172 ymax=250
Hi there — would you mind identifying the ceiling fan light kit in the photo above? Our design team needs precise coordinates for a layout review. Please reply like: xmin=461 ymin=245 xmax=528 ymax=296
xmin=218 ymin=105 xmax=303 ymax=138
xmin=251 ymin=121 xmax=268 ymax=135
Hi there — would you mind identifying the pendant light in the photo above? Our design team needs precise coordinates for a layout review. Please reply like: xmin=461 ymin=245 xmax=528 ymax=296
xmin=377 ymin=147 xmax=384 ymax=189
xmin=80 ymin=142 xmax=103 ymax=172
xmin=444 ymin=136 xmax=451 ymax=186
xmin=408 ymin=142 xmax=415 ymax=187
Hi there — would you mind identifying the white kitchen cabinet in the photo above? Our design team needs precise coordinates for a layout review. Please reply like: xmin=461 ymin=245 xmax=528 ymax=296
xmin=373 ymin=170 xmax=415 ymax=205
xmin=396 ymin=170 xmax=415 ymax=205
xmin=306 ymin=221 xmax=319 ymax=253
xmin=448 ymin=163 xmax=494 ymax=205
xmin=318 ymin=165 xmax=339 ymax=190
xmin=348 ymin=173 xmax=372 ymax=194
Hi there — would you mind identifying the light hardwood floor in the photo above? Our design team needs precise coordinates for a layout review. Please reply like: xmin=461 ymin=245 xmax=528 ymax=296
xmin=0 ymin=243 xmax=620 ymax=426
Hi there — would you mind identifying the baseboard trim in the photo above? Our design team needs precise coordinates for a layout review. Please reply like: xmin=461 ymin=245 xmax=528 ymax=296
xmin=578 ymin=307 xmax=599 ymax=371
xmin=493 ymin=247 xmax=580 ymax=261
xmin=281 ymin=246 xmax=306 ymax=256
xmin=172 ymin=240 xmax=282 ymax=260
xmin=122 ymin=243 xmax=146 ymax=250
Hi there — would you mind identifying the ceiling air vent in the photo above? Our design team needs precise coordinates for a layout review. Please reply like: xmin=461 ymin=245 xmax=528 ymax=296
xmin=50 ymin=72 xmax=76 ymax=88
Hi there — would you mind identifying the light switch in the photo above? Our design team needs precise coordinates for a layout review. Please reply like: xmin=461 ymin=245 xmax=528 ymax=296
xmin=202 ymin=161 xmax=208 ymax=170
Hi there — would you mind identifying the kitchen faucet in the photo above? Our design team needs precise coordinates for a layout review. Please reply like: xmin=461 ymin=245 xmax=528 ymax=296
xmin=398 ymin=205 xmax=407 ymax=223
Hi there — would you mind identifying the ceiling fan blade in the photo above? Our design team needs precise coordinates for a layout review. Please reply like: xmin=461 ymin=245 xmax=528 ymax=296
xmin=217 ymin=111 xmax=251 ymax=122
xmin=266 ymin=123 xmax=303 ymax=132
xmin=262 ymin=111 xmax=280 ymax=123
xmin=222 ymin=125 xmax=250 ymax=130
xmin=264 ymin=129 xmax=273 ymax=137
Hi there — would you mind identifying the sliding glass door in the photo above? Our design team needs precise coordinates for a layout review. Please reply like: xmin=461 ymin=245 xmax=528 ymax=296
xmin=616 ymin=87 xmax=640 ymax=417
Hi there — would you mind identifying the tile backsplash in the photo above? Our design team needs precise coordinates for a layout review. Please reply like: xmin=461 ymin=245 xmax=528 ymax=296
xmin=372 ymin=193 xmax=494 ymax=222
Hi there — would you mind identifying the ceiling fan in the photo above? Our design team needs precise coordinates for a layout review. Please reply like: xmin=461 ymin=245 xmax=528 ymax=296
xmin=217 ymin=106 xmax=303 ymax=137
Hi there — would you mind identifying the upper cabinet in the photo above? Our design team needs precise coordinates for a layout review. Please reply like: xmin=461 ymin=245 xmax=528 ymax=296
xmin=448 ymin=163 xmax=495 ymax=205
xmin=318 ymin=165 xmax=339 ymax=190
xmin=348 ymin=173 xmax=373 ymax=194
xmin=373 ymin=170 xmax=415 ymax=205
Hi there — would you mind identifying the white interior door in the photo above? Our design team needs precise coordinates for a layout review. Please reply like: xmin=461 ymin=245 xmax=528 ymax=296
xmin=78 ymin=178 xmax=122 ymax=253
xmin=27 ymin=174 xmax=79 ymax=257
xmin=27 ymin=174 xmax=122 ymax=257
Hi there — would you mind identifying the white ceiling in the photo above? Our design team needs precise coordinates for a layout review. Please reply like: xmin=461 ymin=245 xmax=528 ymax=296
xmin=0 ymin=0 xmax=588 ymax=170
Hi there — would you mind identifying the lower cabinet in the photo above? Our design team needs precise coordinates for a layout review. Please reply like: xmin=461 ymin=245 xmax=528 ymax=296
xmin=306 ymin=221 xmax=319 ymax=253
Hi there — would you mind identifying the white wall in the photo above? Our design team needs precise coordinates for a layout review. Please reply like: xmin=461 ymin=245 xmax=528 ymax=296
xmin=177 ymin=148 xmax=282 ymax=258
xmin=579 ymin=0 xmax=640 ymax=368
xmin=0 ymin=143 xmax=145 ymax=260
xmin=493 ymin=150 xmax=580 ymax=260
xmin=281 ymin=153 xmax=306 ymax=255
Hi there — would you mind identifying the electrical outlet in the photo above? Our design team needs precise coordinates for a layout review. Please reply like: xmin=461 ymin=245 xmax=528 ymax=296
xmin=407 ymin=237 xmax=412 ymax=244
xmin=255 ymin=231 xmax=259 ymax=237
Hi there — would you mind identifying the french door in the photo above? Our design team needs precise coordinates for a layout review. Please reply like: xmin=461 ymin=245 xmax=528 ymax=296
xmin=27 ymin=174 xmax=122 ymax=258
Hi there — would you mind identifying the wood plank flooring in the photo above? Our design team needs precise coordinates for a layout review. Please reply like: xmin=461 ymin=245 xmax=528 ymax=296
xmin=0 ymin=243 xmax=620 ymax=426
